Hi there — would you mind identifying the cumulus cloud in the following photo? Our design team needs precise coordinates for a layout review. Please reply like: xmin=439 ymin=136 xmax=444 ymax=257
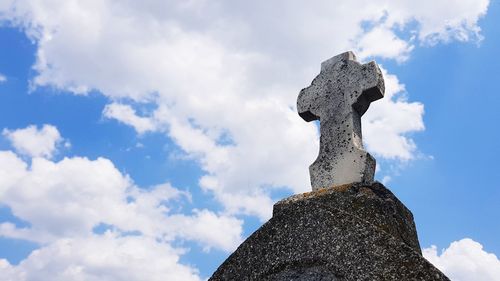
xmin=0 ymin=146 xmax=243 ymax=279
xmin=384 ymin=0 xmax=489 ymax=44
xmin=0 ymin=150 xmax=243 ymax=250
xmin=0 ymin=0 xmax=489 ymax=222
xmin=0 ymin=233 xmax=202 ymax=281
xmin=424 ymin=238 xmax=500 ymax=281
xmin=2 ymin=124 xmax=66 ymax=159
xmin=167 ymin=209 xmax=243 ymax=252
xmin=363 ymin=68 xmax=425 ymax=160
xmin=355 ymin=27 xmax=414 ymax=63
xmin=0 ymin=1 xmax=492 ymax=279
xmin=103 ymin=103 xmax=157 ymax=134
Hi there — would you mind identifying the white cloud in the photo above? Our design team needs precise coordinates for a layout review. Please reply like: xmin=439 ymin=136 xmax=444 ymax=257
xmin=0 ymin=150 xmax=243 ymax=279
xmin=363 ymin=68 xmax=425 ymax=161
xmin=103 ymin=103 xmax=156 ymax=134
xmin=0 ymin=0 xmax=489 ymax=221
xmin=0 ymin=151 xmax=243 ymax=250
xmin=2 ymin=124 xmax=65 ymax=159
xmin=384 ymin=0 xmax=489 ymax=44
xmin=381 ymin=175 xmax=392 ymax=185
xmin=356 ymin=27 xmax=414 ymax=63
xmin=0 ymin=233 xmax=202 ymax=281
xmin=424 ymin=238 xmax=500 ymax=281
xmin=0 ymin=1 xmax=492 ymax=279
xmin=0 ymin=73 xmax=6 ymax=83
xmin=167 ymin=209 xmax=243 ymax=252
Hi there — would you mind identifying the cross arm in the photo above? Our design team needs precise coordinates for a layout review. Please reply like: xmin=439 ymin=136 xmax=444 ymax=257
xmin=352 ymin=61 xmax=385 ymax=116
xmin=297 ymin=86 xmax=320 ymax=122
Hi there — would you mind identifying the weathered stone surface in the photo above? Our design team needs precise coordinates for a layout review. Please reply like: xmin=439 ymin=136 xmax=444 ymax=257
xmin=209 ymin=182 xmax=449 ymax=281
xmin=297 ymin=51 xmax=384 ymax=190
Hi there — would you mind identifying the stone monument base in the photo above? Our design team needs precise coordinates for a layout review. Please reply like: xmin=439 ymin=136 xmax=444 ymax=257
xmin=209 ymin=182 xmax=449 ymax=281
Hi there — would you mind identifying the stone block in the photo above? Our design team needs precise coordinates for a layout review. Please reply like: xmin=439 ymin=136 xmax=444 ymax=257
xmin=209 ymin=182 xmax=449 ymax=281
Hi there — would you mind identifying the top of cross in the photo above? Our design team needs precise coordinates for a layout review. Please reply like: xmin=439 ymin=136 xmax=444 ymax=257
xmin=298 ymin=51 xmax=385 ymax=123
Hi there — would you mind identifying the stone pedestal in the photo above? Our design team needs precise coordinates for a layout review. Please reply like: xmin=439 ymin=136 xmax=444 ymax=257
xmin=209 ymin=182 xmax=449 ymax=281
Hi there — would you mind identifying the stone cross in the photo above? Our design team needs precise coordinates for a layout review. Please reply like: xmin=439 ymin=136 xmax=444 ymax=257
xmin=297 ymin=51 xmax=385 ymax=191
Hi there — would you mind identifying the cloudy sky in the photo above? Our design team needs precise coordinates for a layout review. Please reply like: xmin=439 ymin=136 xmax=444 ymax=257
xmin=0 ymin=0 xmax=499 ymax=280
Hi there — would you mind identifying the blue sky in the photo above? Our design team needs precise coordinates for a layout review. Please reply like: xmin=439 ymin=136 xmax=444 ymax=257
xmin=0 ymin=1 xmax=499 ymax=280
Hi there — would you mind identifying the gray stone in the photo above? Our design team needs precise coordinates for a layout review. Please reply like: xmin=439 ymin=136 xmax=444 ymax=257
xmin=209 ymin=182 xmax=449 ymax=281
xmin=297 ymin=51 xmax=384 ymax=190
